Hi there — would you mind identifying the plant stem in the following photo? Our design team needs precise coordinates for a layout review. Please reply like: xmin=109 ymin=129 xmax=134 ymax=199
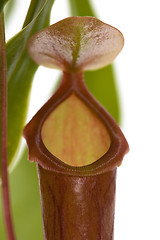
xmin=0 ymin=12 xmax=16 ymax=240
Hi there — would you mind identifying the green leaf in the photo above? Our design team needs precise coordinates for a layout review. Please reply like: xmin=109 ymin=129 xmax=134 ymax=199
xmin=0 ymin=148 xmax=43 ymax=240
xmin=0 ymin=0 xmax=9 ymax=14
xmin=68 ymin=0 xmax=95 ymax=17
xmin=3 ymin=0 xmax=55 ymax=175
xmin=85 ymin=65 xmax=120 ymax=123
xmin=69 ymin=0 xmax=121 ymax=123
xmin=4 ymin=0 xmax=15 ymax=21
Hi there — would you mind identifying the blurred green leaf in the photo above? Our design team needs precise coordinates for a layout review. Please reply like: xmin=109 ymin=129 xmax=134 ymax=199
xmin=2 ymin=0 xmax=55 ymax=175
xmin=4 ymin=0 xmax=14 ymax=21
xmin=69 ymin=0 xmax=120 ymax=124
xmin=69 ymin=0 xmax=95 ymax=16
xmin=0 ymin=148 xmax=43 ymax=240
xmin=85 ymin=66 xmax=120 ymax=124
xmin=0 ymin=0 xmax=9 ymax=14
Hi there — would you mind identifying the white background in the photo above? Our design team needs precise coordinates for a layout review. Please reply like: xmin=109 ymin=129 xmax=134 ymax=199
xmin=5 ymin=0 xmax=160 ymax=239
